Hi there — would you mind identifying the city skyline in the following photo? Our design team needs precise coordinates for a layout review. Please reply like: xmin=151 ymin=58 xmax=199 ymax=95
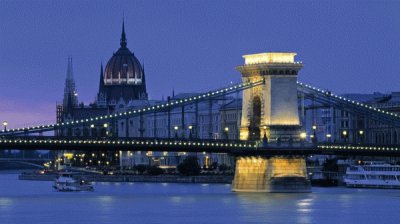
xmin=1 ymin=0 xmax=400 ymax=128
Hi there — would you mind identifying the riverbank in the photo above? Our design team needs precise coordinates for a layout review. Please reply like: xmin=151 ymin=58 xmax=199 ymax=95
xmin=0 ymin=169 xmax=35 ymax=174
xmin=18 ymin=172 xmax=234 ymax=184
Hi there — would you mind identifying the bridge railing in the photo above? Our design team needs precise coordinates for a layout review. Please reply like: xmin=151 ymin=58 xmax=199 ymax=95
xmin=297 ymin=82 xmax=400 ymax=125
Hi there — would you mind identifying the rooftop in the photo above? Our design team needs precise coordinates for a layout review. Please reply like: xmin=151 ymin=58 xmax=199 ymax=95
xmin=243 ymin=52 xmax=298 ymax=65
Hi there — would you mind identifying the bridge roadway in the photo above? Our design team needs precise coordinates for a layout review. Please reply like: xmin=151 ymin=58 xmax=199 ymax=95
xmin=1 ymin=137 xmax=400 ymax=157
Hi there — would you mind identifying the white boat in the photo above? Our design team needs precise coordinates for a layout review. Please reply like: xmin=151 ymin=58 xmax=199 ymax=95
xmin=53 ymin=172 xmax=94 ymax=192
xmin=344 ymin=161 xmax=400 ymax=189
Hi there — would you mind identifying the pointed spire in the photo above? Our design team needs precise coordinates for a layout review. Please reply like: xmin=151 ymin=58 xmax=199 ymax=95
xmin=120 ymin=17 xmax=127 ymax=48
xmin=63 ymin=57 xmax=78 ymax=109
xmin=97 ymin=62 xmax=106 ymax=104
xmin=66 ymin=57 xmax=73 ymax=80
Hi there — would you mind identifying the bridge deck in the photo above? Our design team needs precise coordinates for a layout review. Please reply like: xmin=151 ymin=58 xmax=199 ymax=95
xmin=1 ymin=137 xmax=399 ymax=157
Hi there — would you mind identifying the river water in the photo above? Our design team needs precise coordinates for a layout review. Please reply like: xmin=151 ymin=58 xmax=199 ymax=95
xmin=0 ymin=174 xmax=399 ymax=224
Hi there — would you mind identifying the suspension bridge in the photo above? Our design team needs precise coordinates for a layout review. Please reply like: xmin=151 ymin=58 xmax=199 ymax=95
xmin=1 ymin=52 xmax=399 ymax=192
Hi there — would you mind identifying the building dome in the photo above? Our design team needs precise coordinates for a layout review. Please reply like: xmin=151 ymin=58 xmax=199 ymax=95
xmin=97 ymin=21 xmax=148 ymax=104
xmin=104 ymin=22 xmax=144 ymax=85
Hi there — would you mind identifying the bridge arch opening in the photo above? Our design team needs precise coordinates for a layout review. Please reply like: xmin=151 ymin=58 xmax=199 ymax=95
xmin=249 ymin=96 xmax=261 ymax=140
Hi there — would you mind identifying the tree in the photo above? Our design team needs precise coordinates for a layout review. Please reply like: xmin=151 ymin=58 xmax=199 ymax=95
xmin=177 ymin=156 xmax=201 ymax=176
xmin=147 ymin=166 xmax=164 ymax=176
xmin=218 ymin=164 xmax=229 ymax=172
xmin=135 ymin=164 xmax=147 ymax=174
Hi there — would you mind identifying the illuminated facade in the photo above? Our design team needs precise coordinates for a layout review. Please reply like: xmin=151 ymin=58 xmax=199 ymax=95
xmin=232 ymin=156 xmax=310 ymax=192
xmin=232 ymin=52 xmax=311 ymax=193
xmin=236 ymin=52 xmax=303 ymax=141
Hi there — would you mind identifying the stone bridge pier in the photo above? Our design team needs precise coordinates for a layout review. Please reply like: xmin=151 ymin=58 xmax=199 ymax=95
xmin=231 ymin=156 xmax=311 ymax=193
xmin=233 ymin=52 xmax=311 ymax=192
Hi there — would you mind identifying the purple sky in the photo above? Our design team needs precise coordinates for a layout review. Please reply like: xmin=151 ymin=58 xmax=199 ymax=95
xmin=1 ymin=0 xmax=399 ymax=129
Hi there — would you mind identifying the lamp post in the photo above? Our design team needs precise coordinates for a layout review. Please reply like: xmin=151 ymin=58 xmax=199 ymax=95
xmin=263 ymin=126 xmax=268 ymax=140
xmin=312 ymin=125 xmax=317 ymax=143
xmin=90 ymin=124 xmax=95 ymax=137
xmin=342 ymin=130 xmax=348 ymax=143
xmin=224 ymin=127 xmax=229 ymax=140
xmin=326 ymin=133 xmax=332 ymax=143
xmin=174 ymin=126 xmax=179 ymax=139
xmin=358 ymin=130 xmax=364 ymax=144
xmin=300 ymin=132 xmax=307 ymax=146
xmin=103 ymin=123 xmax=108 ymax=137
xmin=188 ymin=125 xmax=193 ymax=139
xmin=2 ymin=121 xmax=8 ymax=132
xmin=262 ymin=126 xmax=268 ymax=147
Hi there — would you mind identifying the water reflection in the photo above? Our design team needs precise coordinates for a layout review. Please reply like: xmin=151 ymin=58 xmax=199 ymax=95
xmin=296 ymin=198 xmax=314 ymax=213
xmin=0 ymin=197 xmax=13 ymax=210
xmin=1 ymin=175 xmax=400 ymax=224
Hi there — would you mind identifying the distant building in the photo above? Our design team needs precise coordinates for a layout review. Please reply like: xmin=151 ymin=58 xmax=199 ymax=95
xmin=57 ymin=21 xmax=148 ymax=137
xmin=56 ymin=21 xmax=237 ymax=169
xmin=304 ymin=92 xmax=400 ymax=145
xmin=115 ymin=94 xmax=239 ymax=169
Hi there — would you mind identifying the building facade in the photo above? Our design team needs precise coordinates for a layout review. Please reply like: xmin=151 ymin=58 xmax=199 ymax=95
xmin=303 ymin=92 xmax=400 ymax=145
xmin=56 ymin=22 xmax=238 ymax=169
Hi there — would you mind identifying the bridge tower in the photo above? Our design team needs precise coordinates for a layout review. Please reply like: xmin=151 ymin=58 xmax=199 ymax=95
xmin=232 ymin=52 xmax=310 ymax=193
xmin=237 ymin=52 xmax=303 ymax=141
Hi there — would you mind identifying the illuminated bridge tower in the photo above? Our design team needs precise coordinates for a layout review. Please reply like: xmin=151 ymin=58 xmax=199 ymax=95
xmin=237 ymin=52 xmax=303 ymax=141
xmin=232 ymin=52 xmax=310 ymax=193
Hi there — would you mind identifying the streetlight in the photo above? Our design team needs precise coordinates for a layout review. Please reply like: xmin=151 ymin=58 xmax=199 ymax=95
xmin=326 ymin=133 xmax=332 ymax=143
xmin=262 ymin=126 xmax=268 ymax=147
xmin=90 ymin=124 xmax=95 ymax=137
xmin=224 ymin=127 xmax=229 ymax=140
xmin=174 ymin=126 xmax=179 ymax=139
xmin=358 ymin=130 xmax=364 ymax=144
xmin=188 ymin=125 xmax=193 ymax=139
xmin=312 ymin=125 xmax=317 ymax=143
xmin=103 ymin=123 xmax=108 ymax=137
xmin=263 ymin=126 xmax=268 ymax=140
xmin=342 ymin=130 xmax=348 ymax=143
xmin=3 ymin=121 xmax=8 ymax=132
xmin=300 ymin=132 xmax=307 ymax=145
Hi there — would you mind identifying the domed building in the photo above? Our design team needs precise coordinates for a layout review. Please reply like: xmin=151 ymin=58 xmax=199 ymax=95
xmin=58 ymin=21 xmax=150 ymax=135
xmin=57 ymin=21 xmax=235 ymax=171
xmin=97 ymin=21 xmax=148 ymax=106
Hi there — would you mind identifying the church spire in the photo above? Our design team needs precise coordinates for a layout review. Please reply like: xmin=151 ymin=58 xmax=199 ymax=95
xmin=96 ymin=63 xmax=107 ymax=105
xmin=120 ymin=18 xmax=127 ymax=48
xmin=63 ymin=57 xmax=78 ymax=110
xmin=66 ymin=57 xmax=73 ymax=80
